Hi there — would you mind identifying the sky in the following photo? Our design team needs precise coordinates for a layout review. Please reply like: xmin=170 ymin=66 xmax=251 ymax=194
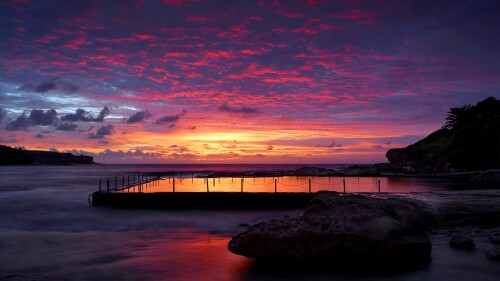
xmin=0 ymin=0 xmax=499 ymax=164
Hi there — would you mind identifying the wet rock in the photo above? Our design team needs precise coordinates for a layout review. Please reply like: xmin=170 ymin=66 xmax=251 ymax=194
xmin=489 ymin=233 xmax=500 ymax=244
xmin=485 ymin=247 xmax=500 ymax=261
xmin=228 ymin=191 xmax=433 ymax=263
xmin=449 ymin=236 xmax=475 ymax=249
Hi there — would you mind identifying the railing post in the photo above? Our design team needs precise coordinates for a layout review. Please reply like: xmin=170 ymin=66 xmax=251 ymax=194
xmin=343 ymin=177 xmax=346 ymax=193
xmin=127 ymin=175 xmax=130 ymax=186
xmin=99 ymin=179 xmax=102 ymax=192
xmin=213 ymin=177 xmax=215 ymax=186
xmin=308 ymin=178 xmax=311 ymax=193
xmin=378 ymin=180 xmax=381 ymax=193
xmin=122 ymin=176 xmax=124 ymax=187
xmin=173 ymin=178 xmax=175 ymax=192
xmin=206 ymin=178 xmax=209 ymax=192
xmin=107 ymin=178 xmax=109 ymax=193
xmin=241 ymin=178 xmax=244 ymax=192
xmin=274 ymin=178 xmax=277 ymax=193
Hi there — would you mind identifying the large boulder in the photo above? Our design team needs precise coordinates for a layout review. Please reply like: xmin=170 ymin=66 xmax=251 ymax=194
xmin=228 ymin=192 xmax=433 ymax=264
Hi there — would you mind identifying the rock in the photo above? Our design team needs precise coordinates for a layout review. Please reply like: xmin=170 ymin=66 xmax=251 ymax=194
xmin=485 ymin=247 xmax=500 ymax=261
xmin=449 ymin=236 xmax=475 ymax=249
xmin=489 ymin=233 xmax=500 ymax=244
xmin=228 ymin=191 xmax=432 ymax=264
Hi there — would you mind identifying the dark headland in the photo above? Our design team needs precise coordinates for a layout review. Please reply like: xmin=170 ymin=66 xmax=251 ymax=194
xmin=386 ymin=96 xmax=500 ymax=174
xmin=0 ymin=145 xmax=95 ymax=165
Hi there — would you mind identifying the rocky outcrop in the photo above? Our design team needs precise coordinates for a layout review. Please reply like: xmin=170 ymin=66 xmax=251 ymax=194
xmin=486 ymin=247 xmax=500 ymax=261
xmin=0 ymin=145 xmax=95 ymax=165
xmin=449 ymin=236 xmax=475 ymax=249
xmin=228 ymin=191 xmax=433 ymax=264
xmin=386 ymin=97 xmax=500 ymax=173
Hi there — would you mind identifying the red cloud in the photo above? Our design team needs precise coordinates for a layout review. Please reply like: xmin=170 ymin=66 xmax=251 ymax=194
xmin=61 ymin=37 xmax=86 ymax=50
xmin=292 ymin=27 xmax=318 ymax=35
xmin=278 ymin=10 xmax=303 ymax=19
xmin=134 ymin=34 xmax=158 ymax=40
xmin=331 ymin=10 xmax=377 ymax=26
xmin=163 ymin=0 xmax=185 ymax=6
xmin=185 ymin=15 xmax=213 ymax=22
xmin=240 ymin=48 xmax=269 ymax=55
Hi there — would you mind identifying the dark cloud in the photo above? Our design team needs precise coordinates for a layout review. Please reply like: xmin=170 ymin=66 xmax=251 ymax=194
xmin=5 ymin=113 xmax=29 ymax=131
xmin=97 ymin=148 xmax=162 ymax=158
xmin=65 ymin=149 xmax=96 ymax=157
xmin=34 ymin=133 xmax=44 ymax=139
xmin=316 ymin=141 xmax=342 ymax=148
xmin=187 ymin=126 xmax=197 ymax=130
xmin=64 ymin=85 xmax=78 ymax=93
xmin=62 ymin=107 xmax=110 ymax=122
xmin=156 ymin=109 xmax=187 ymax=124
xmin=4 ymin=109 xmax=59 ymax=130
xmin=56 ymin=122 xmax=78 ymax=131
xmin=266 ymin=145 xmax=274 ymax=150
xmin=218 ymin=104 xmax=260 ymax=118
xmin=177 ymin=146 xmax=189 ymax=153
xmin=127 ymin=110 xmax=152 ymax=124
xmin=28 ymin=109 xmax=58 ymax=126
xmin=88 ymin=124 xmax=114 ymax=139
xmin=4 ymin=109 xmax=59 ymax=131
xmin=0 ymin=108 xmax=6 ymax=123
xmin=34 ymin=82 xmax=56 ymax=93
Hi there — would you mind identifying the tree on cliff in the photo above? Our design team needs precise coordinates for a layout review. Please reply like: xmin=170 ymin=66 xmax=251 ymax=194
xmin=442 ymin=105 xmax=472 ymax=130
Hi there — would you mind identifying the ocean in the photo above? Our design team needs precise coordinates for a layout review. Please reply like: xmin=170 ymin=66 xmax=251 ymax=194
xmin=0 ymin=164 xmax=499 ymax=280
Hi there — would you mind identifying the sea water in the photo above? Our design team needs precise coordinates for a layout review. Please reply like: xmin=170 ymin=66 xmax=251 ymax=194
xmin=0 ymin=164 xmax=499 ymax=281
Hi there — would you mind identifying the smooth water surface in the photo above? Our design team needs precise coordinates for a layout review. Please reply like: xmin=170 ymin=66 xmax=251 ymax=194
xmin=119 ymin=175 xmax=473 ymax=193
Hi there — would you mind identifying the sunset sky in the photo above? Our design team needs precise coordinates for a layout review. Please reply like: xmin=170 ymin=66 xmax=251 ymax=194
xmin=0 ymin=0 xmax=499 ymax=164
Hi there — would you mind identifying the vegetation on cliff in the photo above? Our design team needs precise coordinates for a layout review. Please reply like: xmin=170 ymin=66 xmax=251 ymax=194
xmin=0 ymin=145 xmax=95 ymax=165
xmin=386 ymin=97 xmax=500 ymax=173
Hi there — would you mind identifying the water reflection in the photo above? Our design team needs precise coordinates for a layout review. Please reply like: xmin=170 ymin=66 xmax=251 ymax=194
xmin=119 ymin=176 xmax=470 ymax=193
xmin=117 ymin=230 xmax=252 ymax=281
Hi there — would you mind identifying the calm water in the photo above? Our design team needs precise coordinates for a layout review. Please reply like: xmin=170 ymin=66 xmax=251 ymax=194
xmin=0 ymin=164 xmax=499 ymax=281
xmin=120 ymin=176 xmax=473 ymax=193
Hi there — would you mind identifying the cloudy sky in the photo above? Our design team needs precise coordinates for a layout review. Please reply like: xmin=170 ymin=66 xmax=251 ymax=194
xmin=0 ymin=0 xmax=498 ymax=164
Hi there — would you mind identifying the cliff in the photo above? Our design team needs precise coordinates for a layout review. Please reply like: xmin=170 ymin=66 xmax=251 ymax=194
xmin=386 ymin=97 xmax=500 ymax=173
xmin=0 ymin=145 xmax=96 ymax=165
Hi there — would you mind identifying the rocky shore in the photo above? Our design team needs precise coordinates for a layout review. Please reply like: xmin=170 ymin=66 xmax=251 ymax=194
xmin=0 ymin=145 xmax=95 ymax=165
xmin=228 ymin=191 xmax=500 ymax=268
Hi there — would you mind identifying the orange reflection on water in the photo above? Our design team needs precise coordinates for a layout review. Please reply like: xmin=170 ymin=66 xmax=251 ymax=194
xmin=121 ymin=176 xmax=391 ymax=193
xmin=121 ymin=229 xmax=252 ymax=281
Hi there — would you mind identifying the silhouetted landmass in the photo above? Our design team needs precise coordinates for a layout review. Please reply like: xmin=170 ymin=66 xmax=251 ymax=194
xmin=387 ymin=97 xmax=500 ymax=173
xmin=0 ymin=145 xmax=95 ymax=165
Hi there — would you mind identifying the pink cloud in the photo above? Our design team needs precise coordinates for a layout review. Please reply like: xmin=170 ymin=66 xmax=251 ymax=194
xmin=331 ymin=9 xmax=377 ymax=26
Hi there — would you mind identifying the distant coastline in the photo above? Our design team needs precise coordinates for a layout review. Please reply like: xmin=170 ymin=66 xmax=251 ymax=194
xmin=0 ymin=145 xmax=96 ymax=165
